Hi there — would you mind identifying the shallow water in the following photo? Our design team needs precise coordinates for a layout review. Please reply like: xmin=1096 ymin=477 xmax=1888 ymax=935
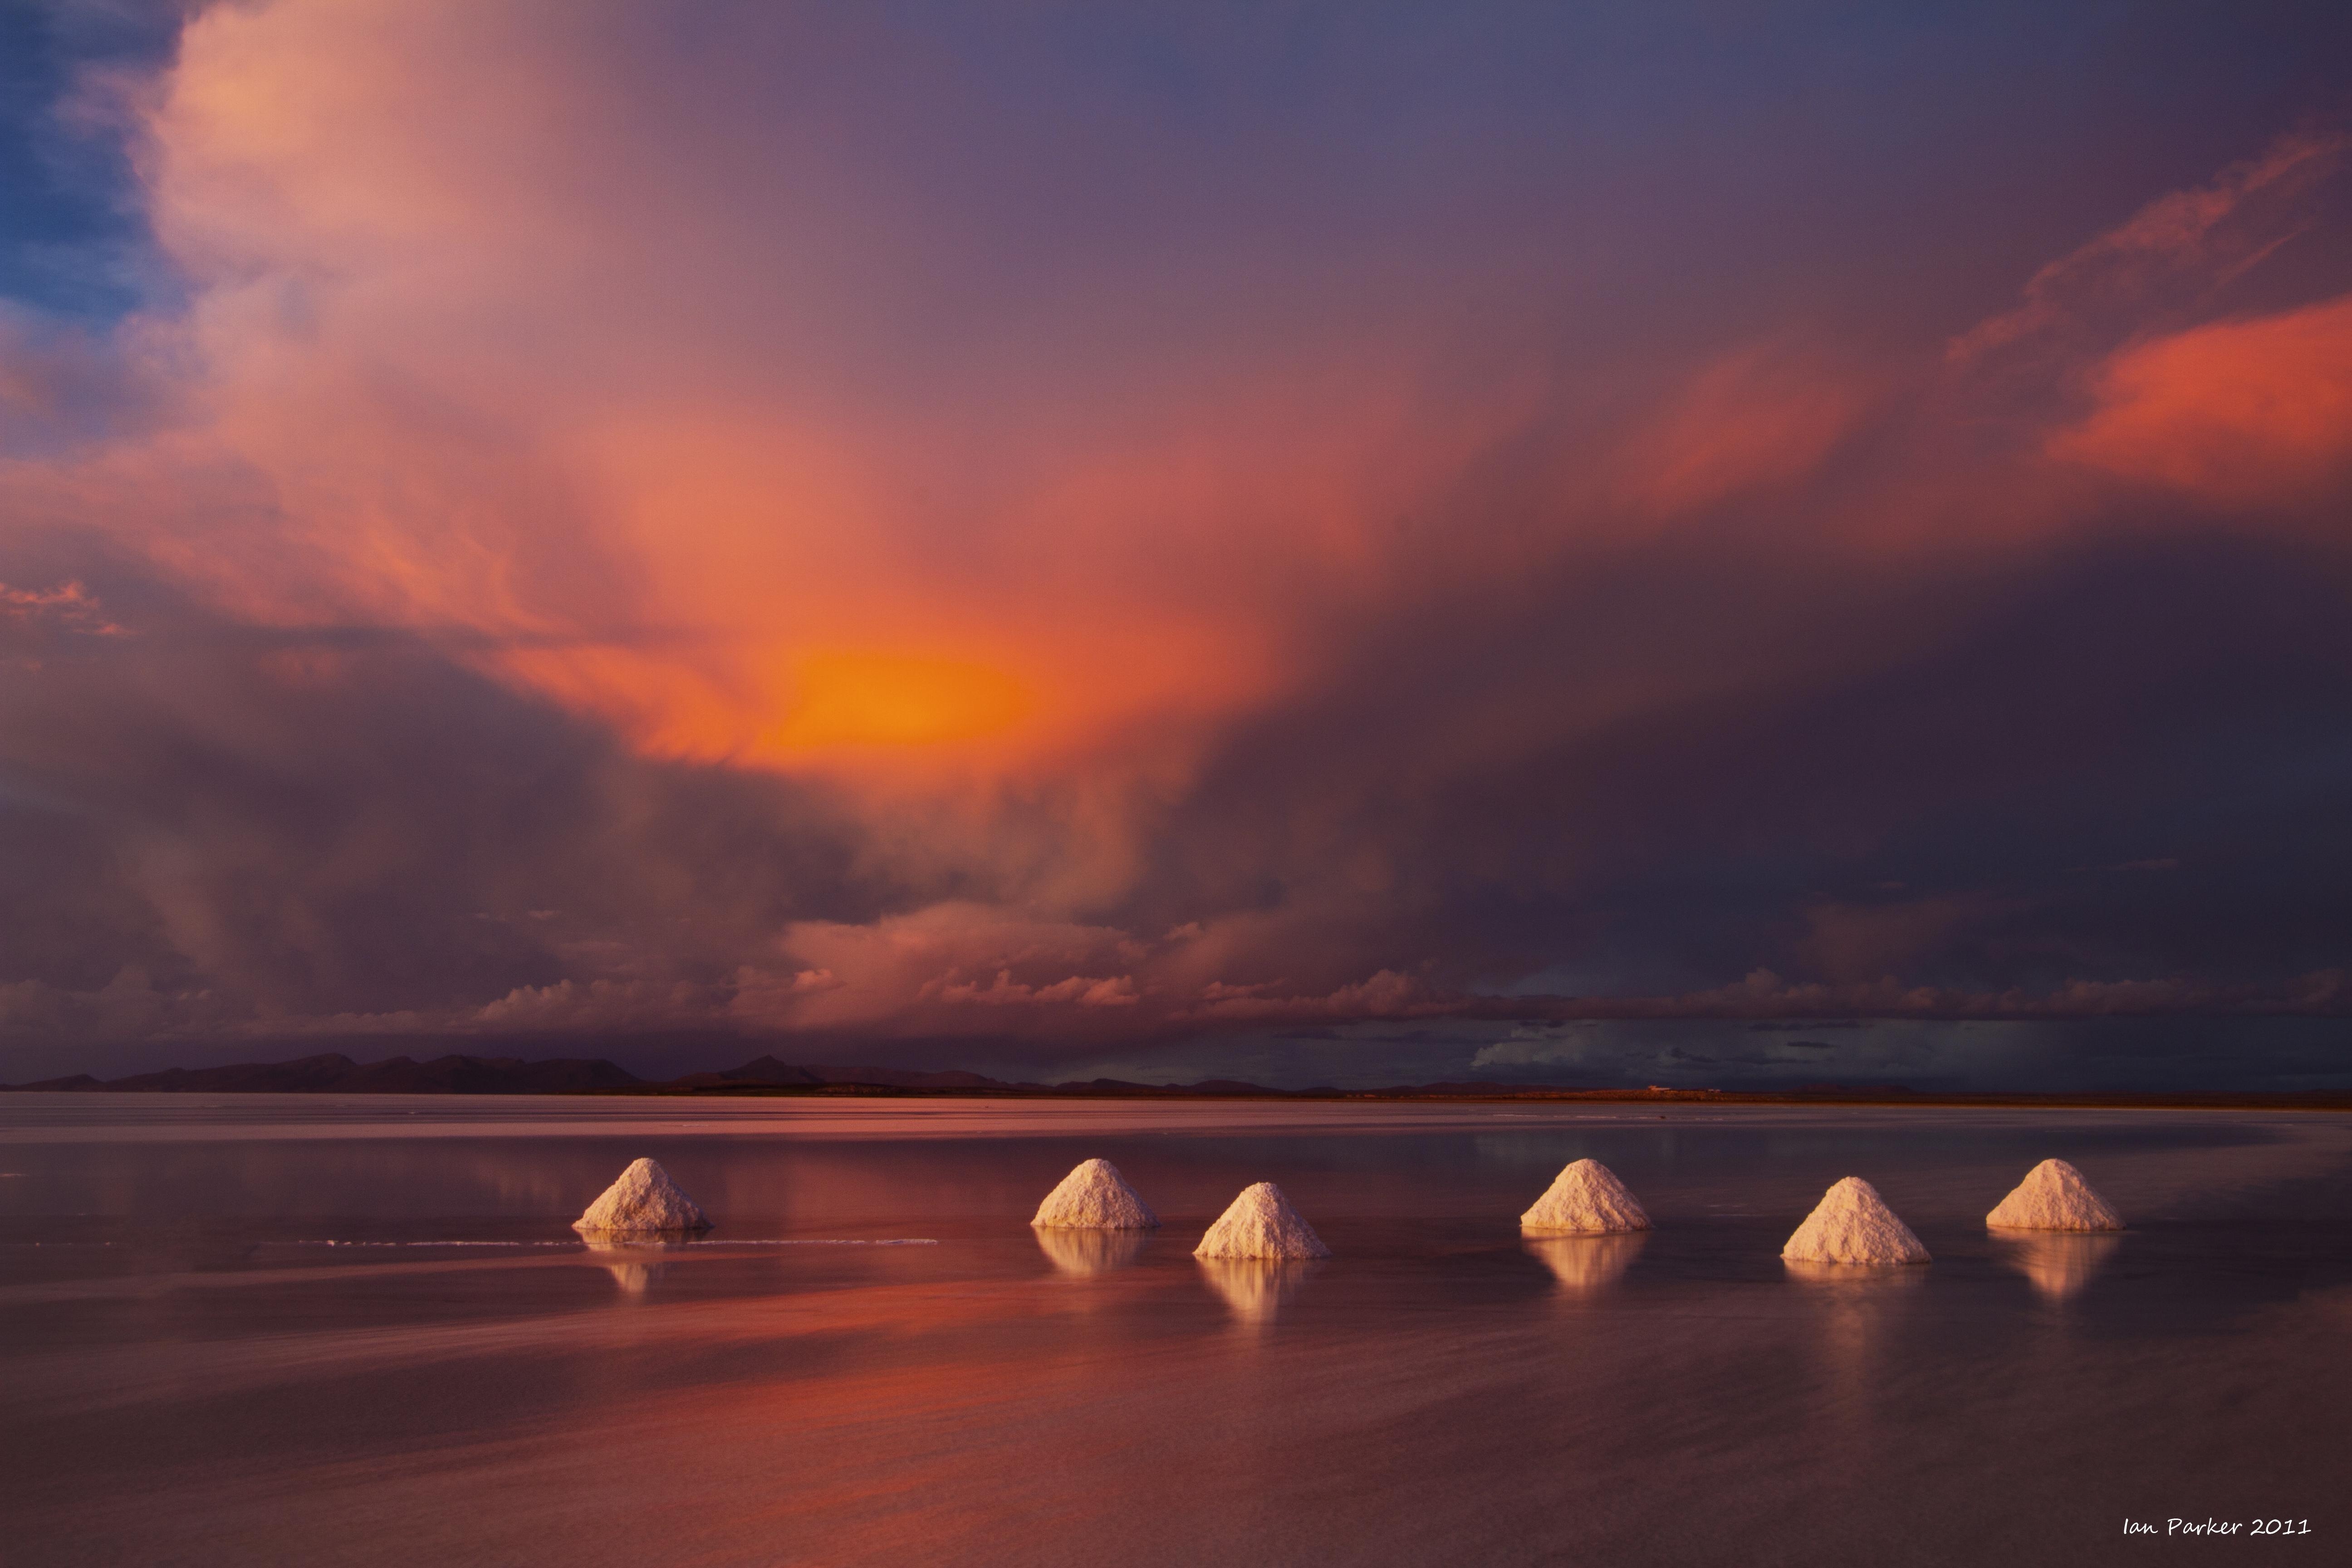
xmin=3 ymin=1095 xmax=2346 ymax=1566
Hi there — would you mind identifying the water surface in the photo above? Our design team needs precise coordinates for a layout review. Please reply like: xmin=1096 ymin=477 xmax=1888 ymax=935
xmin=3 ymin=1095 xmax=2345 ymax=1565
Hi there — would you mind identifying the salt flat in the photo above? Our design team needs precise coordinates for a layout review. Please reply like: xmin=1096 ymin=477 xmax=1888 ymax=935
xmin=2 ymin=1096 xmax=2346 ymax=1566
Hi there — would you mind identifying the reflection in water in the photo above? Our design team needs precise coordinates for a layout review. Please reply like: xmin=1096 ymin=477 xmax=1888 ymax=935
xmin=1033 ymin=1226 xmax=1151 ymax=1277
xmin=7 ymin=1101 xmax=2351 ymax=1567
xmin=1780 ymin=1259 xmax=1931 ymax=1293
xmin=1523 ymin=1232 xmax=1647 ymax=1295
xmin=1198 ymin=1258 xmax=1314 ymax=1325
xmin=1992 ymin=1231 xmax=2122 ymax=1300
xmin=1785 ymin=1257 xmax=1926 ymax=1466
xmin=581 ymin=1237 xmax=674 ymax=1295
xmin=1784 ymin=1263 xmax=1925 ymax=1390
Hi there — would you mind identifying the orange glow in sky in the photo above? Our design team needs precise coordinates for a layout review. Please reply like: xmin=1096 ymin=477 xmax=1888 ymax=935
xmin=763 ymin=651 xmax=1034 ymax=752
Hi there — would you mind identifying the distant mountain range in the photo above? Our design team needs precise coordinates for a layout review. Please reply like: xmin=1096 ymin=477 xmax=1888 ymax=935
xmin=4 ymin=1051 xmax=2348 ymax=1108
xmin=1 ymin=1050 xmax=1377 ymax=1098
xmin=7 ymin=1053 xmax=644 ymax=1096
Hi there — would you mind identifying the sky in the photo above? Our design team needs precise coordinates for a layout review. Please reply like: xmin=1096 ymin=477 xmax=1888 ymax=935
xmin=3 ymin=0 xmax=2351 ymax=1089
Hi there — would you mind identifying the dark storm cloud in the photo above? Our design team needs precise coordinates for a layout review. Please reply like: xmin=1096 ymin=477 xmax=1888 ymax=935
xmin=0 ymin=544 xmax=895 ymax=1076
xmin=1107 ymin=527 xmax=2352 ymax=1006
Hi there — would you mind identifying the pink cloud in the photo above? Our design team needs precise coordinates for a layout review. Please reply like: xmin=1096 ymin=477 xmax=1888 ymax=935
xmin=0 ymin=580 xmax=128 ymax=638
xmin=732 ymin=904 xmax=1157 ymax=1035
xmin=1950 ymin=130 xmax=2347 ymax=363
xmin=2048 ymin=292 xmax=2352 ymax=507
xmin=1617 ymin=341 xmax=1873 ymax=515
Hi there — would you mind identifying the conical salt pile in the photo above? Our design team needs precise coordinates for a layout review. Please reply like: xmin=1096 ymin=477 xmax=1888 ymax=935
xmin=1780 ymin=1176 xmax=1929 ymax=1264
xmin=1031 ymin=1158 xmax=1159 ymax=1230
xmin=1985 ymin=1158 xmax=2123 ymax=1231
xmin=1520 ymin=1158 xmax=1650 ymax=1233
xmin=1194 ymin=1181 xmax=1331 ymax=1259
xmin=573 ymin=1157 xmax=710 ymax=1235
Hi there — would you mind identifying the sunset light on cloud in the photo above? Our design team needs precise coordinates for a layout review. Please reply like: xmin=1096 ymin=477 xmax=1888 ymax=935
xmin=5 ymin=0 xmax=2352 ymax=1087
xmin=2053 ymin=294 xmax=2352 ymax=508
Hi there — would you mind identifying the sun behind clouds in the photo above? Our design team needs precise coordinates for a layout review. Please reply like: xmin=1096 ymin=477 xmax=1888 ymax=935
xmin=762 ymin=650 xmax=1033 ymax=753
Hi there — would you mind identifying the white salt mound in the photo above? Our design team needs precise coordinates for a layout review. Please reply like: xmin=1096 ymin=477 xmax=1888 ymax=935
xmin=1030 ymin=1158 xmax=1159 ymax=1230
xmin=1985 ymin=1158 xmax=2123 ymax=1231
xmin=1520 ymin=1158 xmax=1651 ymax=1233
xmin=573 ymin=1157 xmax=710 ymax=1235
xmin=1194 ymin=1181 xmax=1331 ymax=1259
xmin=1780 ymin=1176 xmax=1930 ymax=1264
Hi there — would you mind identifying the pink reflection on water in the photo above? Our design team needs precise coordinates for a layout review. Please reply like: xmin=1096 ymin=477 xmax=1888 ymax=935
xmin=1522 ymin=1232 xmax=1647 ymax=1295
xmin=580 ymin=1236 xmax=672 ymax=1295
xmin=1991 ymin=1231 xmax=2123 ymax=1300
xmin=1031 ymin=1227 xmax=1150 ymax=1277
xmin=1197 ymin=1258 xmax=1315 ymax=1327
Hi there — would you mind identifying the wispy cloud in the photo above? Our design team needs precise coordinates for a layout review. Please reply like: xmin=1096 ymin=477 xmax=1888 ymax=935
xmin=1950 ymin=130 xmax=2348 ymax=364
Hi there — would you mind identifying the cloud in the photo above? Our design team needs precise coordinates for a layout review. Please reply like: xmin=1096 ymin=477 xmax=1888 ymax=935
xmin=0 ymin=967 xmax=180 ymax=1040
xmin=1950 ymin=130 xmax=2348 ymax=363
xmin=4 ymin=5 xmax=2352 ymax=1086
xmin=1524 ymin=969 xmax=2179 ymax=1022
xmin=96 ymin=0 xmax=1565 ymax=795
xmin=728 ymin=906 xmax=1449 ymax=1039
xmin=2049 ymin=292 xmax=2352 ymax=506
xmin=0 ymin=578 xmax=129 ymax=652
xmin=0 ymin=309 xmax=162 ymax=454
xmin=1617 ymin=340 xmax=1874 ymax=515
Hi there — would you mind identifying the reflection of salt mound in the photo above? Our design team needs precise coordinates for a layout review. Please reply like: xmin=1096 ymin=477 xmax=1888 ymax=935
xmin=1030 ymin=1158 xmax=1159 ymax=1230
xmin=1034 ymin=1226 xmax=1150 ymax=1276
xmin=1997 ymin=1232 xmax=2121 ymax=1299
xmin=1783 ymin=1257 xmax=1928 ymax=1292
xmin=1524 ymin=1232 xmax=1647 ymax=1293
xmin=573 ymin=1158 xmax=710 ymax=1235
xmin=1194 ymin=1182 xmax=1330 ymax=1259
xmin=582 ymin=1237 xmax=671 ymax=1294
xmin=1986 ymin=1159 xmax=2123 ymax=1231
xmin=1520 ymin=1159 xmax=1650 ymax=1233
xmin=1781 ymin=1176 xmax=1930 ymax=1264
xmin=1199 ymin=1258 xmax=1312 ymax=1323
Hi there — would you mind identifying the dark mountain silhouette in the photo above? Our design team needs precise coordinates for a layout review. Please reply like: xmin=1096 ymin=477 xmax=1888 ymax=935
xmin=6 ymin=1053 xmax=2347 ymax=1108
xmin=6 ymin=1053 xmax=642 ymax=1094
xmin=663 ymin=1057 xmax=1015 ymax=1092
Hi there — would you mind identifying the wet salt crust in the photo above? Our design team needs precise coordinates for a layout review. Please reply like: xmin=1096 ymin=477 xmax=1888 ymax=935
xmin=1031 ymin=1158 xmax=1159 ymax=1229
xmin=1519 ymin=1158 xmax=1650 ymax=1233
xmin=1194 ymin=1181 xmax=1331 ymax=1259
xmin=1986 ymin=1158 xmax=2124 ymax=1231
xmin=10 ymin=1100 xmax=2352 ymax=1568
xmin=1780 ymin=1175 xmax=1930 ymax=1264
xmin=573 ymin=1157 xmax=710 ymax=1235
